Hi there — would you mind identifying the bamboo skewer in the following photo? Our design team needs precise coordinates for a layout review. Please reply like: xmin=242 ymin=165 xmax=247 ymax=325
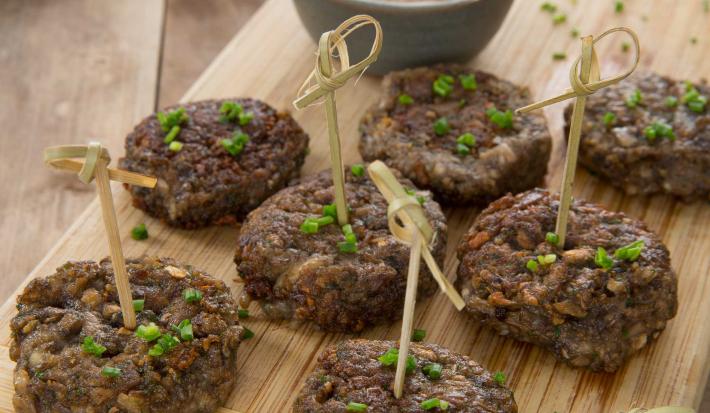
xmin=294 ymin=15 xmax=383 ymax=226
xmin=517 ymin=27 xmax=640 ymax=247
xmin=44 ymin=142 xmax=156 ymax=329
xmin=367 ymin=160 xmax=465 ymax=398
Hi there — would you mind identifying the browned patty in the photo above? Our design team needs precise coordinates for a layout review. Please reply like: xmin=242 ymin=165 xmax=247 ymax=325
xmin=120 ymin=98 xmax=309 ymax=228
xmin=234 ymin=167 xmax=447 ymax=332
xmin=566 ymin=71 xmax=710 ymax=200
xmin=456 ymin=189 xmax=677 ymax=372
xmin=360 ymin=64 xmax=551 ymax=204
xmin=293 ymin=339 xmax=517 ymax=413
xmin=10 ymin=257 xmax=243 ymax=413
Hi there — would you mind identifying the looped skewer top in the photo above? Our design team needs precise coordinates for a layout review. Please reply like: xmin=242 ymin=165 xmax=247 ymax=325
xmin=294 ymin=15 xmax=383 ymax=109
xmin=517 ymin=27 xmax=640 ymax=114
xmin=43 ymin=142 xmax=156 ymax=329
xmin=367 ymin=160 xmax=465 ymax=311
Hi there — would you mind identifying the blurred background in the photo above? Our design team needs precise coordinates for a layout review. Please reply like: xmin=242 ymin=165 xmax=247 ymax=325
xmin=0 ymin=0 xmax=707 ymax=408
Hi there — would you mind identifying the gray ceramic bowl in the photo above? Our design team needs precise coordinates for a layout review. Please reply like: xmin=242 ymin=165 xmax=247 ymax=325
xmin=292 ymin=0 xmax=513 ymax=75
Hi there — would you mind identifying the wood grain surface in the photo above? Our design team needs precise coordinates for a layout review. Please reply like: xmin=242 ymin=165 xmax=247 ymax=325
xmin=1 ymin=0 xmax=709 ymax=412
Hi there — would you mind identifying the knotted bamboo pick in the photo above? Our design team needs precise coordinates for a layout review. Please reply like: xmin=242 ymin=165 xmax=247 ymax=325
xmin=367 ymin=160 xmax=465 ymax=399
xmin=293 ymin=15 xmax=383 ymax=226
xmin=517 ymin=27 xmax=640 ymax=247
xmin=44 ymin=143 xmax=157 ymax=329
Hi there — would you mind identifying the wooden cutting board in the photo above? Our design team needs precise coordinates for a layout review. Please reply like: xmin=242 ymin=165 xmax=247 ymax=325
xmin=2 ymin=0 xmax=708 ymax=412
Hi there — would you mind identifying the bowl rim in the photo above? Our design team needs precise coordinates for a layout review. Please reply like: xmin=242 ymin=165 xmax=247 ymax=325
xmin=327 ymin=0 xmax=483 ymax=12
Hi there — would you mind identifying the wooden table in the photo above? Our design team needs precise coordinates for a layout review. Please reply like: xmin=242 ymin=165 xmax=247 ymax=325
xmin=1 ymin=0 xmax=709 ymax=412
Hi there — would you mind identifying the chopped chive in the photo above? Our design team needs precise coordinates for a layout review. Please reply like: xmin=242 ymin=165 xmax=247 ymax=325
xmin=101 ymin=366 xmax=121 ymax=378
xmin=242 ymin=327 xmax=255 ymax=340
xmin=221 ymin=131 xmax=250 ymax=156
xmin=433 ymin=117 xmax=450 ymax=136
xmin=665 ymin=96 xmax=678 ymax=108
xmin=314 ymin=216 xmax=334 ymax=227
xmin=570 ymin=27 xmax=580 ymax=37
xmin=300 ymin=219 xmax=319 ymax=234
xmin=338 ymin=241 xmax=358 ymax=253
xmin=423 ymin=363 xmax=443 ymax=379
xmin=643 ymin=120 xmax=676 ymax=142
xmin=526 ymin=259 xmax=539 ymax=273
xmin=432 ymin=74 xmax=455 ymax=98
xmin=493 ymin=371 xmax=506 ymax=386
xmin=171 ymin=319 xmax=193 ymax=341
xmin=398 ymin=94 xmax=414 ymax=105
xmin=613 ymin=240 xmax=644 ymax=261
xmin=131 ymin=223 xmax=148 ymax=240
xmin=458 ymin=99 xmax=467 ymax=108
xmin=421 ymin=398 xmax=448 ymax=410
xmin=149 ymin=334 xmax=180 ymax=357
xmin=377 ymin=348 xmax=416 ymax=373
xmin=595 ymin=247 xmax=614 ymax=270
xmin=682 ymin=83 xmax=707 ymax=113
xmin=238 ymin=309 xmax=249 ymax=318
xmin=323 ymin=204 xmax=337 ymax=219
xmin=219 ymin=101 xmax=253 ymax=125
xmin=346 ymin=402 xmax=368 ymax=412
xmin=81 ymin=336 xmax=106 ymax=357
xmin=603 ymin=112 xmax=617 ymax=127
xmin=459 ymin=74 xmax=477 ymax=91
xmin=168 ymin=141 xmax=183 ymax=152
xmin=538 ymin=254 xmax=557 ymax=265
xmin=541 ymin=2 xmax=557 ymax=13
xmin=132 ymin=299 xmax=145 ymax=312
xmin=545 ymin=232 xmax=559 ymax=245
xmin=456 ymin=143 xmax=470 ymax=156
xmin=405 ymin=187 xmax=425 ymax=205
xmin=183 ymin=288 xmax=203 ymax=304
xmin=626 ymin=89 xmax=642 ymax=108
xmin=411 ymin=329 xmax=426 ymax=342
xmin=135 ymin=322 xmax=161 ymax=342
xmin=614 ymin=1 xmax=624 ymax=13
xmin=157 ymin=107 xmax=189 ymax=132
xmin=552 ymin=52 xmax=567 ymax=60
xmin=163 ymin=125 xmax=181 ymax=144
xmin=552 ymin=13 xmax=566 ymax=24
xmin=351 ymin=164 xmax=365 ymax=177
xmin=486 ymin=107 xmax=513 ymax=129
xmin=456 ymin=133 xmax=476 ymax=147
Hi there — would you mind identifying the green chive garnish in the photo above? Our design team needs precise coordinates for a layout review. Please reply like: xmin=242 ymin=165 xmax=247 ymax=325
xmin=423 ymin=363 xmax=443 ymax=379
xmin=346 ymin=402 xmax=368 ymax=412
xmin=242 ymin=327 xmax=255 ymax=340
xmin=486 ymin=107 xmax=513 ymax=129
xmin=221 ymin=131 xmax=249 ymax=156
xmin=338 ymin=242 xmax=357 ymax=253
xmin=626 ymin=89 xmax=642 ymax=108
xmin=81 ymin=336 xmax=106 ymax=357
xmin=219 ymin=101 xmax=253 ymax=125
xmin=323 ymin=204 xmax=337 ymax=219
xmin=682 ymin=82 xmax=707 ymax=113
xmin=459 ymin=74 xmax=477 ymax=91
xmin=411 ymin=329 xmax=426 ymax=342
xmin=571 ymin=27 xmax=580 ymax=37
xmin=157 ymin=107 xmax=189 ymax=133
xmin=101 ymin=366 xmax=121 ymax=378
xmin=665 ymin=96 xmax=678 ymax=108
xmin=405 ymin=188 xmax=425 ymax=205
xmin=171 ymin=319 xmax=193 ymax=341
xmin=537 ymin=254 xmax=557 ymax=266
xmin=541 ymin=2 xmax=557 ymax=13
xmin=421 ymin=398 xmax=449 ymax=410
xmin=238 ymin=309 xmax=249 ymax=318
xmin=456 ymin=143 xmax=470 ymax=156
xmin=398 ymin=94 xmax=414 ymax=105
xmin=433 ymin=117 xmax=450 ymax=136
xmin=432 ymin=74 xmax=455 ymax=98
xmin=643 ymin=121 xmax=676 ymax=142
xmin=526 ymin=259 xmax=539 ymax=273
xmin=133 ymin=299 xmax=145 ymax=312
xmin=148 ymin=334 xmax=180 ymax=357
xmin=164 ymin=125 xmax=181 ymax=144
xmin=552 ymin=13 xmax=566 ymax=24
xmin=614 ymin=240 xmax=644 ymax=261
xmin=351 ymin=164 xmax=365 ymax=177
xmin=168 ymin=141 xmax=183 ymax=152
xmin=602 ymin=112 xmax=616 ymax=127
xmin=595 ymin=247 xmax=613 ymax=270
xmin=456 ymin=133 xmax=476 ymax=147
xmin=131 ymin=223 xmax=148 ymax=240
xmin=300 ymin=218 xmax=319 ymax=234
xmin=614 ymin=1 xmax=624 ymax=13
xmin=552 ymin=52 xmax=567 ymax=60
xmin=183 ymin=288 xmax=203 ymax=304
xmin=377 ymin=348 xmax=416 ymax=373
xmin=135 ymin=322 xmax=161 ymax=342
xmin=493 ymin=371 xmax=506 ymax=386
xmin=545 ymin=232 xmax=559 ymax=245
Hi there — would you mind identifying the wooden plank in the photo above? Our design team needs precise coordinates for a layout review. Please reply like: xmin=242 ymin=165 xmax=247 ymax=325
xmin=2 ymin=0 xmax=709 ymax=412
xmin=0 ymin=0 xmax=164 ymax=302
xmin=158 ymin=0 xmax=265 ymax=107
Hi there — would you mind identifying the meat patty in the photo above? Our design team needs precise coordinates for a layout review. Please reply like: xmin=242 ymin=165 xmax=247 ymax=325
xmin=10 ymin=257 xmax=244 ymax=413
xmin=293 ymin=339 xmax=517 ymax=412
xmin=456 ymin=189 xmax=677 ymax=372
xmin=566 ymin=71 xmax=710 ymax=200
xmin=359 ymin=64 xmax=551 ymax=204
xmin=120 ymin=98 xmax=309 ymax=228
xmin=234 ymin=167 xmax=447 ymax=332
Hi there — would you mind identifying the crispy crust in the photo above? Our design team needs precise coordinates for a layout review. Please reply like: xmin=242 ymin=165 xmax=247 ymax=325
xmin=456 ymin=189 xmax=677 ymax=372
xmin=360 ymin=64 xmax=551 ymax=204
xmin=234 ymin=167 xmax=447 ymax=332
xmin=120 ymin=98 xmax=309 ymax=228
